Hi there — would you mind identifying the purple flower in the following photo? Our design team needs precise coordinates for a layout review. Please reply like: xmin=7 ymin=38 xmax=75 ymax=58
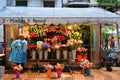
xmin=42 ymin=42 xmax=50 ymax=49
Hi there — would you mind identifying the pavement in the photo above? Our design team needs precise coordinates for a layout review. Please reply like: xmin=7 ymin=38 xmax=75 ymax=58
xmin=1 ymin=67 xmax=120 ymax=80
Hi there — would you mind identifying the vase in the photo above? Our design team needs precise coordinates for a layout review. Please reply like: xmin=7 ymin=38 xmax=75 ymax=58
xmin=38 ymin=50 xmax=43 ymax=60
xmin=84 ymin=68 xmax=90 ymax=76
xmin=56 ymin=50 xmax=60 ymax=59
xmin=72 ymin=49 xmax=77 ymax=61
xmin=77 ymin=54 xmax=83 ymax=62
xmin=57 ymin=71 xmax=62 ymax=78
xmin=32 ymin=50 xmax=36 ymax=60
xmin=63 ymin=50 xmax=67 ymax=59
xmin=44 ymin=50 xmax=48 ymax=59
xmin=16 ymin=71 xmax=20 ymax=79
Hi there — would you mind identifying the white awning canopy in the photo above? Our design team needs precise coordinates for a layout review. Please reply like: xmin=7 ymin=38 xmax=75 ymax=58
xmin=0 ymin=7 xmax=119 ymax=24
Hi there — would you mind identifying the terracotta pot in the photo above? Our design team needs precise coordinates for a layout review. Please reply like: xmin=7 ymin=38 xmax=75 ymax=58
xmin=77 ymin=54 xmax=83 ymax=62
xmin=83 ymin=53 xmax=87 ymax=59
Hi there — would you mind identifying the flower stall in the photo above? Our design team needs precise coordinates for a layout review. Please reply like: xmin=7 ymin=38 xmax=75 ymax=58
xmin=0 ymin=7 xmax=119 ymax=68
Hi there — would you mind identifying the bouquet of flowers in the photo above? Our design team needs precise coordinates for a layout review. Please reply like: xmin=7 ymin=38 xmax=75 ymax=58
xmin=28 ymin=44 xmax=37 ymax=50
xmin=13 ymin=65 xmax=23 ymax=72
xmin=60 ymin=44 xmax=69 ymax=50
xmin=44 ymin=64 xmax=54 ymax=70
xmin=36 ymin=41 xmax=43 ymax=50
xmin=80 ymin=59 xmax=93 ymax=69
xmin=55 ymin=63 xmax=64 ymax=72
xmin=42 ymin=42 xmax=50 ymax=50
xmin=77 ymin=47 xmax=87 ymax=54
xmin=44 ymin=64 xmax=54 ymax=78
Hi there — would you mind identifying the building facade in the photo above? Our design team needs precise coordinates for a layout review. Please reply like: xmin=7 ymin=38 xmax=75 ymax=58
xmin=6 ymin=0 xmax=98 ymax=8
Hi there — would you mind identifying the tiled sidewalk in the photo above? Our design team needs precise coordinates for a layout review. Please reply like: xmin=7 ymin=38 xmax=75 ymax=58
xmin=1 ymin=67 xmax=120 ymax=80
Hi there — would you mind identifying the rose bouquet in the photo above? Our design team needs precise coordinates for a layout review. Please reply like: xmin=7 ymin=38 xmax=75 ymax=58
xmin=80 ymin=59 xmax=93 ymax=69
xmin=13 ymin=65 xmax=23 ymax=72
xmin=13 ymin=65 xmax=23 ymax=79
xmin=55 ymin=63 xmax=64 ymax=78
xmin=80 ymin=59 xmax=93 ymax=76
xmin=28 ymin=44 xmax=37 ymax=50
xmin=55 ymin=63 xmax=64 ymax=72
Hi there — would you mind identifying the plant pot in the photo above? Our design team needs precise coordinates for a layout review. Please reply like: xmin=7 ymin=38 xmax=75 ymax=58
xmin=31 ymin=50 xmax=36 ymax=60
xmin=56 ymin=50 xmax=60 ymax=59
xmin=38 ymin=50 xmax=43 ymax=60
xmin=77 ymin=54 xmax=83 ymax=62
xmin=63 ymin=50 xmax=67 ymax=59
xmin=83 ymin=53 xmax=87 ymax=59
xmin=72 ymin=49 xmax=77 ymax=61
xmin=44 ymin=50 xmax=48 ymax=59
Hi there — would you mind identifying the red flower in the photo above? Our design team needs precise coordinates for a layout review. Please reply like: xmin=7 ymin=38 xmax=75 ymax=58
xmin=29 ymin=32 xmax=39 ymax=38
xmin=57 ymin=35 xmax=66 ymax=41
xmin=29 ymin=44 xmax=37 ymax=49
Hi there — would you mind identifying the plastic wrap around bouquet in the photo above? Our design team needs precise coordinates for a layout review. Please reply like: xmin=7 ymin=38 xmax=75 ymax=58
xmin=55 ymin=63 xmax=64 ymax=78
xmin=44 ymin=64 xmax=54 ymax=78
xmin=13 ymin=65 xmax=23 ymax=79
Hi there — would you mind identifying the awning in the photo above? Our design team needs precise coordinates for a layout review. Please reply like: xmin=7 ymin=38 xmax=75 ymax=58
xmin=0 ymin=7 xmax=119 ymax=24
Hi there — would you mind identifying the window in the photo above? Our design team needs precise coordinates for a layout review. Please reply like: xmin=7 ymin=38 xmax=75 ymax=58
xmin=44 ymin=1 xmax=55 ymax=7
xmin=16 ymin=0 xmax=27 ymax=6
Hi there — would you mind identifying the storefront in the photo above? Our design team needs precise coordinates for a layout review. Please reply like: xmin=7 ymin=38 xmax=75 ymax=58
xmin=0 ymin=7 xmax=119 ymax=68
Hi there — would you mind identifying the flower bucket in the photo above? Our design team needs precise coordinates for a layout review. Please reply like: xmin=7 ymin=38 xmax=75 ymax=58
xmin=56 ymin=50 xmax=60 ymax=59
xmin=44 ymin=50 xmax=48 ymax=59
xmin=46 ymin=70 xmax=52 ymax=78
xmin=83 ymin=53 xmax=87 ymax=59
xmin=72 ymin=49 xmax=77 ymax=61
xmin=63 ymin=50 xmax=67 ymax=59
xmin=57 ymin=71 xmax=62 ymax=78
xmin=77 ymin=54 xmax=83 ymax=62
xmin=16 ymin=71 xmax=20 ymax=79
xmin=0 ymin=66 xmax=5 ymax=79
xmin=32 ymin=50 xmax=36 ymax=60
xmin=38 ymin=50 xmax=43 ymax=60
xmin=84 ymin=68 xmax=90 ymax=76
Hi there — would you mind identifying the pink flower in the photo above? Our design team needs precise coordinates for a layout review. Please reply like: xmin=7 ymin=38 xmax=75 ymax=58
xmin=13 ymin=65 xmax=23 ymax=72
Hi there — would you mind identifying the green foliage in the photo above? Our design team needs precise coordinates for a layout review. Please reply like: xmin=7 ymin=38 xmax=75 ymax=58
xmin=102 ymin=24 xmax=116 ymax=40
xmin=97 ymin=0 xmax=113 ymax=3
xmin=80 ymin=25 xmax=90 ymax=44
